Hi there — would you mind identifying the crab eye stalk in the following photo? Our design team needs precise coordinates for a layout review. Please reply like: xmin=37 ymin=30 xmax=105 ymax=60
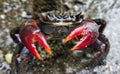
xmin=63 ymin=19 xmax=99 ymax=50
xmin=20 ymin=20 xmax=52 ymax=60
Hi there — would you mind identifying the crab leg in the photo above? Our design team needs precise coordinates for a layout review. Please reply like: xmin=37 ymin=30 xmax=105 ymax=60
xmin=63 ymin=19 xmax=99 ymax=50
xmin=20 ymin=20 xmax=52 ymax=60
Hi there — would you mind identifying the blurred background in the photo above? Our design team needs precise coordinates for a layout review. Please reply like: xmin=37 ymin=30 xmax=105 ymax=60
xmin=0 ymin=0 xmax=120 ymax=74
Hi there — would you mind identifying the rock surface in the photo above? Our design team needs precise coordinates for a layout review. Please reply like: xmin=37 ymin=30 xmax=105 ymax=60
xmin=0 ymin=0 xmax=120 ymax=74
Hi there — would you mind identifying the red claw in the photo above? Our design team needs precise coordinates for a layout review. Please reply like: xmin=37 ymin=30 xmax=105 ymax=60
xmin=64 ymin=19 xmax=99 ymax=50
xmin=20 ymin=20 xmax=52 ymax=60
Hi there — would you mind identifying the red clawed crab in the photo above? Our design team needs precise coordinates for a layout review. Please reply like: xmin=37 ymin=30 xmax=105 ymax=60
xmin=10 ymin=12 xmax=109 ymax=62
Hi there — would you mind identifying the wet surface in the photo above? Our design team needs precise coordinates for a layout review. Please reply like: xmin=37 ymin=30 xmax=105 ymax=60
xmin=0 ymin=0 xmax=120 ymax=74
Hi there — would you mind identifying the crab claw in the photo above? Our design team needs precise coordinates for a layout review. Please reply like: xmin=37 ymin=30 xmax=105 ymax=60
xmin=63 ymin=19 xmax=99 ymax=51
xmin=20 ymin=20 xmax=52 ymax=60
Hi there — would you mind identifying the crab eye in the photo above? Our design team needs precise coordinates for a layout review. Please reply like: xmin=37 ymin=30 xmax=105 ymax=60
xmin=41 ymin=25 xmax=54 ymax=34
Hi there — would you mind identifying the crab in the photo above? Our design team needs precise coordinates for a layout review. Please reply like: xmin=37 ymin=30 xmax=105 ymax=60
xmin=10 ymin=12 xmax=109 ymax=63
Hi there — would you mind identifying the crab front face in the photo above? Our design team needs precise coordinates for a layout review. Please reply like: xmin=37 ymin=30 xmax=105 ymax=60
xmin=17 ymin=12 xmax=102 ymax=61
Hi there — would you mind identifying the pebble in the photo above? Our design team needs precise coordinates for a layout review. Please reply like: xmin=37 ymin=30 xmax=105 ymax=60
xmin=21 ymin=0 xmax=27 ymax=2
xmin=21 ymin=11 xmax=27 ymax=17
xmin=5 ymin=53 xmax=13 ymax=64
xmin=0 ymin=14 xmax=6 ymax=19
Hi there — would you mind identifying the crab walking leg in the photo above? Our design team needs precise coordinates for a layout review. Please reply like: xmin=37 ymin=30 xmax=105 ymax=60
xmin=20 ymin=19 xmax=52 ymax=60
xmin=64 ymin=19 xmax=99 ymax=50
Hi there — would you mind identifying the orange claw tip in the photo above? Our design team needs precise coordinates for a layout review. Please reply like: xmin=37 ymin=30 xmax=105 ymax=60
xmin=44 ymin=47 xmax=52 ymax=55
xmin=63 ymin=36 xmax=72 ymax=43
xmin=71 ymin=46 xmax=77 ymax=51
xmin=36 ymin=54 xmax=44 ymax=61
